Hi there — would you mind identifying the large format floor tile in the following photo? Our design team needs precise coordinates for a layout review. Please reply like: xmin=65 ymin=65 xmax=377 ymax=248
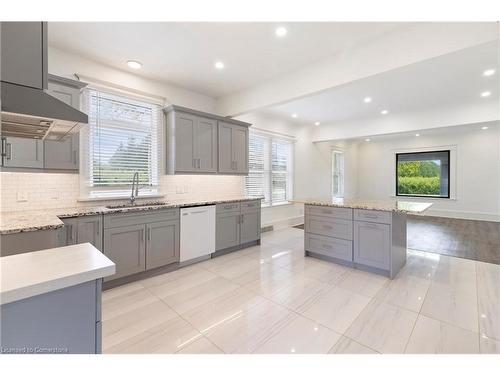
xmin=203 ymin=299 xmax=294 ymax=353
xmin=253 ymin=315 xmax=341 ymax=354
xmin=300 ymin=286 xmax=371 ymax=333
xmin=100 ymin=226 xmax=498 ymax=355
xmin=405 ymin=315 xmax=479 ymax=354
xmin=476 ymin=261 xmax=500 ymax=341
xmin=328 ymin=336 xmax=378 ymax=354
xmin=345 ymin=299 xmax=418 ymax=353
xmin=420 ymin=281 xmax=478 ymax=332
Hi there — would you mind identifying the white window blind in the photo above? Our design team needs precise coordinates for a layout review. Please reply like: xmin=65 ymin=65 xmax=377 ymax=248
xmin=245 ymin=131 xmax=294 ymax=206
xmin=332 ymin=150 xmax=345 ymax=198
xmin=82 ymin=89 xmax=160 ymax=195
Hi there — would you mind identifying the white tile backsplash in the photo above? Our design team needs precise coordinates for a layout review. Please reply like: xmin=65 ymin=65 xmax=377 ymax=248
xmin=0 ymin=172 xmax=245 ymax=212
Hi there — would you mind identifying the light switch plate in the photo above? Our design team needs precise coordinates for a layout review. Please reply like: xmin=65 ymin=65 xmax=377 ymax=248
xmin=17 ymin=192 xmax=28 ymax=202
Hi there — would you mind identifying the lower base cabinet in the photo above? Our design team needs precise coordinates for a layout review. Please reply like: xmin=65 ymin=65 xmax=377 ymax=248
xmin=103 ymin=209 xmax=180 ymax=282
xmin=104 ymin=224 xmax=146 ymax=281
xmin=216 ymin=200 xmax=261 ymax=252
xmin=145 ymin=220 xmax=179 ymax=270
xmin=60 ymin=215 xmax=102 ymax=251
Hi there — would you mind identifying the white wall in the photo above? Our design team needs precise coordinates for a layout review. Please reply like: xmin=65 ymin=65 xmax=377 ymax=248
xmin=335 ymin=123 xmax=500 ymax=221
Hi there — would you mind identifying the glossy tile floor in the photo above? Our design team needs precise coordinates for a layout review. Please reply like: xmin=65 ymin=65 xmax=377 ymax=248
xmin=102 ymin=227 xmax=500 ymax=354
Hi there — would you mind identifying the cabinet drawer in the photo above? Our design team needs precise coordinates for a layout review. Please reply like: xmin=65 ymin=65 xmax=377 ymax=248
xmin=216 ymin=202 xmax=241 ymax=214
xmin=305 ymin=214 xmax=353 ymax=240
xmin=306 ymin=233 xmax=353 ymax=262
xmin=104 ymin=208 xmax=179 ymax=228
xmin=305 ymin=205 xmax=352 ymax=220
xmin=241 ymin=200 xmax=260 ymax=212
xmin=354 ymin=209 xmax=391 ymax=224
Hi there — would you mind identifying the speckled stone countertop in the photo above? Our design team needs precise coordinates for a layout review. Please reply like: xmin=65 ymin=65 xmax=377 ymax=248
xmin=0 ymin=197 xmax=262 ymax=235
xmin=290 ymin=198 xmax=433 ymax=214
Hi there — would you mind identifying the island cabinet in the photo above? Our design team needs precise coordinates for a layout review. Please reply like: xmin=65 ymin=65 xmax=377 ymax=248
xmin=164 ymin=105 xmax=250 ymax=175
xmin=215 ymin=200 xmax=261 ymax=254
xmin=103 ymin=209 xmax=180 ymax=282
xmin=304 ymin=205 xmax=407 ymax=278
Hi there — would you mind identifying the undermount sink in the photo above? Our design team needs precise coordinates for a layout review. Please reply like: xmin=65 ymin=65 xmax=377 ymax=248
xmin=105 ymin=201 xmax=169 ymax=209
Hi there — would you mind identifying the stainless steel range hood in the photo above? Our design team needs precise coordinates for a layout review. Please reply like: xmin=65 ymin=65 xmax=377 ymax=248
xmin=0 ymin=22 xmax=88 ymax=141
xmin=1 ymin=82 xmax=88 ymax=141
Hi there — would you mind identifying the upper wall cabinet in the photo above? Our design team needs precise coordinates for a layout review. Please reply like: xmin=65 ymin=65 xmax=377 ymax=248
xmin=44 ymin=75 xmax=87 ymax=171
xmin=164 ymin=105 xmax=250 ymax=175
xmin=1 ymin=22 xmax=47 ymax=90
xmin=218 ymin=122 xmax=249 ymax=174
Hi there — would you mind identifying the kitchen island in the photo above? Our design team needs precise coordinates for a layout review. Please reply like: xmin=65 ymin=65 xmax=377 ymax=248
xmin=0 ymin=243 xmax=115 ymax=354
xmin=291 ymin=199 xmax=433 ymax=278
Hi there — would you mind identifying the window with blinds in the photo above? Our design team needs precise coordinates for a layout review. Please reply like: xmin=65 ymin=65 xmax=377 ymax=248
xmin=245 ymin=131 xmax=294 ymax=206
xmin=82 ymin=89 xmax=160 ymax=196
xmin=332 ymin=150 xmax=345 ymax=198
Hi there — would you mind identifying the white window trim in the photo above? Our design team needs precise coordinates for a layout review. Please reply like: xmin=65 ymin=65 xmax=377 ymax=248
xmin=79 ymin=84 xmax=164 ymax=200
xmin=390 ymin=144 xmax=457 ymax=200
xmin=331 ymin=147 xmax=345 ymax=199
xmin=246 ymin=129 xmax=295 ymax=207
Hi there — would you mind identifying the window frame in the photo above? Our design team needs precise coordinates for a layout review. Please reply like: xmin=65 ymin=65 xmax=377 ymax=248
xmin=80 ymin=86 xmax=163 ymax=200
xmin=395 ymin=149 xmax=451 ymax=199
xmin=331 ymin=149 xmax=345 ymax=199
xmin=245 ymin=130 xmax=295 ymax=207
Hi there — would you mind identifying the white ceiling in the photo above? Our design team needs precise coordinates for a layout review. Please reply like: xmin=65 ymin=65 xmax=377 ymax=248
xmin=263 ymin=41 xmax=499 ymax=126
xmin=48 ymin=22 xmax=405 ymax=98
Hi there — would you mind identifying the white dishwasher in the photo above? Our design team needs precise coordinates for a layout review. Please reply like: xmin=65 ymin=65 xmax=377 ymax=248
xmin=180 ymin=205 xmax=216 ymax=262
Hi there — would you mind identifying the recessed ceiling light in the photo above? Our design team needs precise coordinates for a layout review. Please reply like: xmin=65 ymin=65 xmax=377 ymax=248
xmin=483 ymin=69 xmax=495 ymax=77
xmin=380 ymin=110 xmax=388 ymax=115
xmin=364 ymin=97 xmax=372 ymax=103
xmin=481 ymin=91 xmax=491 ymax=97
xmin=314 ymin=122 xmax=320 ymax=126
xmin=365 ymin=138 xmax=371 ymax=142
xmin=481 ymin=126 xmax=489 ymax=130
xmin=291 ymin=113 xmax=298 ymax=118
xmin=275 ymin=27 xmax=287 ymax=37
xmin=415 ymin=133 xmax=420 ymax=137
xmin=214 ymin=61 xmax=225 ymax=70
xmin=127 ymin=60 xmax=142 ymax=69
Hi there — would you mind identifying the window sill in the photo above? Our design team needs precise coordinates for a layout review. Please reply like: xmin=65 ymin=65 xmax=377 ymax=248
xmin=77 ymin=193 xmax=165 ymax=202
xmin=261 ymin=201 xmax=295 ymax=208
xmin=390 ymin=195 xmax=457 ymax=201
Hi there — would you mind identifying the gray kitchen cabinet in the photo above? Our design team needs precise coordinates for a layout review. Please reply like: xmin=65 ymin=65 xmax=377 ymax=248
xmin=103 ymin=224 xmax=146 ymax=281
xmin=1 ymin=136 xmax=44 ymax=168
xmin=61 ymin=216 xmax=102 ymax=251
xmin=167 ymin=111 xmax=217 ymax=173
xmin=44 ymin=75 xmax=87 ymax=171
xmin=173 ymin=111 xmax=197 ymax=173
xmin=1 ymin=22 xmax=47 ymax=90
xmin=216 ymin=211 xmax=241 ymax=251
xmin=146 ymin=220 xmax=179 ymax=270
xmin=218 ymin=122 xmax=249 ymax=174
xmin=44 ymin=134 xmax=79 ymax=170
xmin=240 ymin=210 xmax=261 ymax=244
xmin=215 ymin=200 xmax=261 ymax=253
xmin=164 ymin=105 xmax=251 ymax=175
xmin=353 ymin=221 xmax=391 ymax=270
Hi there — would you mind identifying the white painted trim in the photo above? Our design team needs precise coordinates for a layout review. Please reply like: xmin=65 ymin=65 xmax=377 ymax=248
xmin=250 ymin=127 xmax=297 ymax=142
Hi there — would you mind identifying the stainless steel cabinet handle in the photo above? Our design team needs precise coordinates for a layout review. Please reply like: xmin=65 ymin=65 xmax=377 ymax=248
xmin=5 ymin=143 xmax=12 ymax=160
xmin=241 ymin=214 xmax=244 ymax=223
xmin=73 ymin=150 xmax=77 ymax=164
xmin=322 ymin=225 xmax=333 ymax=230
xmin=322 ymin=244 xmax=333 ymax=249
xmin=197 ymin=159 xmax=201 ymax=168
xmin=68 ymin=224 xmax=73 ymax=242
xmin=147 ymin=228 xmax=151 ymax=241
xmin=140 ymin=229 xmax=144 ymax=242
xmin=363 ymin=213 xmax=379 ymax=219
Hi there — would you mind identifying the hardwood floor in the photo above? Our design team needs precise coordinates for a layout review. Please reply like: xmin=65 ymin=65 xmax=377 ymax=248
xmin=407 ymin=215 xmax=500 ymax=265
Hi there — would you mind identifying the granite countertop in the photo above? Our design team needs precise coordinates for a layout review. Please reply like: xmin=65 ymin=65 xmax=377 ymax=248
xmin=0 ymin=243 xmax=115 ymax=305
xmin=0 ymin=196 xmax=262 ymax=234
xmin=290 ymin=198 xmax=433 ymax=214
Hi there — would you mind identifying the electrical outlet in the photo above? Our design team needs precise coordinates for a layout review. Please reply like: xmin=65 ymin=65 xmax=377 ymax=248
xmin=17 ymin=192 xmax=28 ymax=202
